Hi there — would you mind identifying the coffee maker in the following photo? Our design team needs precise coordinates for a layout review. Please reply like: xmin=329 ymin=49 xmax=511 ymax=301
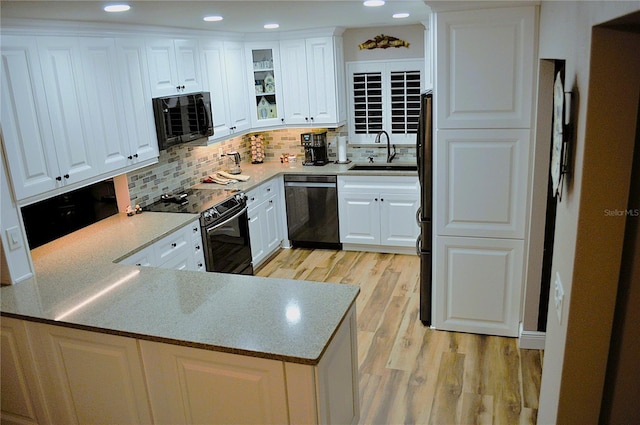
xmin=301 ymin=132 xmax=329 ymax=166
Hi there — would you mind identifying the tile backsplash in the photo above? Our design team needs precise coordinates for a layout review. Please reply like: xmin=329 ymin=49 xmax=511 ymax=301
xmin=127 ymin=128 xmax=417 ymax=207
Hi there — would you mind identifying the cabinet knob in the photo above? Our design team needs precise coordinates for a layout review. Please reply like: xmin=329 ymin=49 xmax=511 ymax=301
xmin=305 ymin=117 xmax=309 ymax=121
xmin=281 ymin=118 xmax=284 ymax=122
xmin=134 ymin=154 xmax=139 ymax=158
xmin=171 ymin=242 xmax=177 ymax=248
xmin=135 ymin=263 xmax=142 ymax=266
xmin=64 ymin=174 xmax=70 ymax=179
xmin=198 ymin=263 xmax=203 ymax=267
xmin=375 ymin=198 xmax=378 ymax=201
xmin=310 ymin=117 xmax=314 ymax=121
xmin=128 ymin=155 xmax=133 ymax=160
xmin=56 ymin=176 xmax=62 ymax=181
xmin=195 ymin=245 xmax=200 ymax=250
xmin=193 ymin=227 xmax=198 ymax=233
xmin=381 ymin=198 xmax=384 ymax=202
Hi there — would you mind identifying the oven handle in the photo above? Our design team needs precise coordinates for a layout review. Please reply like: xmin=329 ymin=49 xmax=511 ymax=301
xmin=206 ymin=206 xmax=248 ymax=233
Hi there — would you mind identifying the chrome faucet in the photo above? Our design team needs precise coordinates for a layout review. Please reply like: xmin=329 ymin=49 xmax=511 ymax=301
xmin=374 ymin=130 xmax=396 ymax=163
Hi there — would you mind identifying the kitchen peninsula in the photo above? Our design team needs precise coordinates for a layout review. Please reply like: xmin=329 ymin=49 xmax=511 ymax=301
xmin=1 ymin=201 xmax=360 ymax=424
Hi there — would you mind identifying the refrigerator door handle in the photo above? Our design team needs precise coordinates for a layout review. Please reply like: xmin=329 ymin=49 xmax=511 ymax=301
xmin=416 ymin=235 xmax=422 ymax=255
xmin=416 ymin=207 xmax=421 ymax=226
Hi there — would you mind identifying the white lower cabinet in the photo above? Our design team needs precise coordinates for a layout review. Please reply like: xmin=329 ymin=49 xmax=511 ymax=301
xmin=1 ymin=317 xmax=50 ymax=425
xmin=24 ymin=321 xmax=153 ymax=425
xmin=338 ymin=176 xmax=419 ymax=251
xmin=247 ymin=178 xmax=283 ymax=267
xmin=140 ymin=341 xmax=289 ymax=425
xmin=1 ymin=307 xmax=359 ymax=425
xmin=433 ymin=236 xmax=524 ymax=337
xmin=119 ymin=219 xmax=205 ymax=272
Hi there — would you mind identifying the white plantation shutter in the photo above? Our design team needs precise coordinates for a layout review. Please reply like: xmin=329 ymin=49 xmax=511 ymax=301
xmin=390 ymin=70 xmax=421 ymax=135
xmin=353 ymin=72 xmax=383 ymax=134
xmin=347 ymin=59 xmax=424 ymax=144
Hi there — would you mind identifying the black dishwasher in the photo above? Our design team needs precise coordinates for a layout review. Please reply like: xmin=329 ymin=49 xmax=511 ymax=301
xmin=283 ymin=174 xmax=342 ymax=249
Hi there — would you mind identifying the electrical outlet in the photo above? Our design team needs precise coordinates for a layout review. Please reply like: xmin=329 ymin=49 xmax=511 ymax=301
xmin=554 ymin=272 xmax=564 ymax=324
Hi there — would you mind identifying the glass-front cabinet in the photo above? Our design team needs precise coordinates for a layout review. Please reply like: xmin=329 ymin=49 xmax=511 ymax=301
xmin=245 ymin=42 xmax=284 ymax=128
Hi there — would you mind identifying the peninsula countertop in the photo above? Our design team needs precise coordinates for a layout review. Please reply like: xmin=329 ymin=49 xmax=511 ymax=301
xmin=1 ymin=211 xmax=359 ymax=365
xmin=1 ymin=160 xmax=416 ymax=364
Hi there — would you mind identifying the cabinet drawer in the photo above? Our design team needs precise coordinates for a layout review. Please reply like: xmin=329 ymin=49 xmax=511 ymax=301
xmin=156 ymin=229 xmax=189 ymax=264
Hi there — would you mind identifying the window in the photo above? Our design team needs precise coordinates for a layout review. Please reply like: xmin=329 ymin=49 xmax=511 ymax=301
xmin=347 ymin=59 xmax=424 ymax=144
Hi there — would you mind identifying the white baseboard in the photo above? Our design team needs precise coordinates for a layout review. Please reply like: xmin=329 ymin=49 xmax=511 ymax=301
xmin=518 ymin=323 xmax=546 ymax=350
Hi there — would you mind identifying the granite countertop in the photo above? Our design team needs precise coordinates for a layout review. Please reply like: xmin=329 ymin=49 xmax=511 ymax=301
xmin=1 ymin=160 xmax=413 ymax=364
xmin=190 ymin=160 xmax=418 ymax=194
xmin=0 ymin=211 xmax=359 ymax=365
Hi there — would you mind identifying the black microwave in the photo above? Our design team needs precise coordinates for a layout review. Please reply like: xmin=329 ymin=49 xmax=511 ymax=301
xmin=152 ymin=92 xmax=213 ymax=150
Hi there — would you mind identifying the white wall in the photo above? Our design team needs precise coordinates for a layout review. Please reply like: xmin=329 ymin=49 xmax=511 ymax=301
xmin=536 ymin=2 xmax=640 ymax=423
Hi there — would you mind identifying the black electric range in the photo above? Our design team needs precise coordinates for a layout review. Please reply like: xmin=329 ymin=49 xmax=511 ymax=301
xmin=145 ymin=188 xmax=253 ymax=275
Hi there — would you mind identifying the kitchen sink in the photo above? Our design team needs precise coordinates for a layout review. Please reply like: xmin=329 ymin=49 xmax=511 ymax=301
xmin=348 ymin=163 xmax=418 ymax=172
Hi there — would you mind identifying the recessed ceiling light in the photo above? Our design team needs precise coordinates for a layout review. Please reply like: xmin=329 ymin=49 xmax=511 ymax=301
xmin=103 ymin=4 xmax=130 ymax=12
xmin=203 ymin=15 xmax=223 ymax=22
xmin=392 ymin=12 xmax=410 ymax=19
xmin=363 ymin=0 xmax=385 ymax=7
xmin=264 ymin=23 xmax=280 ymax=29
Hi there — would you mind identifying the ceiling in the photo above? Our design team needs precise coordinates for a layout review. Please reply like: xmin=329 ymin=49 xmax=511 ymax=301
xmin=0 ymin=1 xmax=432 ymax=33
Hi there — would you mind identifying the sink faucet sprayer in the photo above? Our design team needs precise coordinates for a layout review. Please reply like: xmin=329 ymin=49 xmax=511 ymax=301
xmin=374 ymin=130 xmax=396 ymax=163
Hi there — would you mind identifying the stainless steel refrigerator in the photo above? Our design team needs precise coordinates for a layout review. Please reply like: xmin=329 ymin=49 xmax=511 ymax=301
xmin=416 ymin=90 xmax=433 ymax=325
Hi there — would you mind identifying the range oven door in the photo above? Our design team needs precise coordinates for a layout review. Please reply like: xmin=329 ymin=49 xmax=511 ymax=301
xmin=203 ymin=207 xmax=253 ymax=275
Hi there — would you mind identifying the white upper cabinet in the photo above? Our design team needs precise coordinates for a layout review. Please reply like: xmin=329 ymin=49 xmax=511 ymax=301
xmin=147 ymin=38 xmax=202 ymax=97
xmin=435 ymin=6 xmax=536 ymax=129
xmin=37 ymin=36 xmax=99 ymax=186
xmin=115 ymin=38 xmax=159 ymax=164
xmin=1 ymin=34 xmax=158 ymax=203
xmin=200 ymin=39 xmax=251 ymax=141
xmin=280 ymin=37 xmax=345 ymax=127
xmin=245 ymin=42 xmax=285 ymax=128
xmin=1 ymin=35 xmax=60 ymax=199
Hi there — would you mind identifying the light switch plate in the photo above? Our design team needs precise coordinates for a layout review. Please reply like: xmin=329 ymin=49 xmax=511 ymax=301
xmin=5 ymin=226 xmax=23 ymax=251
xmin=554 ymin=272 xmax=564 ymax=324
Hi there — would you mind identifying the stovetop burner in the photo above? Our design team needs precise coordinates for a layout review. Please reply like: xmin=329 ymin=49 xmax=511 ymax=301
xmin=145 ymin=188 xmax=243 ymax=216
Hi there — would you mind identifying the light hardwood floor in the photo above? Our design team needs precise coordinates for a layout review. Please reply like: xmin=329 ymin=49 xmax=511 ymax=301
xmin=257 ymin=248 xmax=543 ymax=425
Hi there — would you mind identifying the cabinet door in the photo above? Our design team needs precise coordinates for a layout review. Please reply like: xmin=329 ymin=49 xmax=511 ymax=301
xmin=224 ymin=41 xmax=251 ymax=134
xmin=1 ymin=317 xmax=50 ymax=425
xmin=264 ymin=195 xmax=281 ymax=254
xmin=140 ymin=340 xmax=289 ymax=425
xmin=379 ymin=192 xmax=419 ymax=247
xmin=435 ymin=6 xmax=536 ymax=129
xmin=38 ymin=36 xmax=97 ymax=185
xmin=306 ymin=37 xmax=338 ymax=124
xmin=248 ymin=205 xmax=266 ymax=266
xmin=338 ymin=192 xmax=379 ymax=245
xmin=174 ymin=39 xmax=201 ymax=94
xmin=146 ymin=38 xmax=179 ymax=97
xmin=0 ymin=35 xmax=60 ymax=199
xmin=435 ymin=129 xmax=530 ymax=239
xmin=246 ymin=42 xmax=284 ymax=128
xmin=79 ymin=37 xmax=130 ymax=174
xmin=25 ymin=322 xmax=153 ymax=425
xmin=280 ymin=39 xmax=310 ymax=125
xmin=433 ymin=236 xmax=524 ymax=337
xmin=116 ymin=38 xmax=159 ymax=164
xmin=201 ymin=40 xmax=232 ymax=139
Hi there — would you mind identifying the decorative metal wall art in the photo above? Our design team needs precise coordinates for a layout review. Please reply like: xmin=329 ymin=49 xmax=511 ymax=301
xmin=358 ymin=34 xmax=410 ymax=50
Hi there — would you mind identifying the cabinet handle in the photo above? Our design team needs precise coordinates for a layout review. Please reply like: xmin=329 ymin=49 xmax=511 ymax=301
xmin=56 ymin=176 xmax=62 ymax=181
xmin=171 ymin=243 xmax=177 ymax=248
xmin=64 ymin=174 xmax=70 ymax=179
